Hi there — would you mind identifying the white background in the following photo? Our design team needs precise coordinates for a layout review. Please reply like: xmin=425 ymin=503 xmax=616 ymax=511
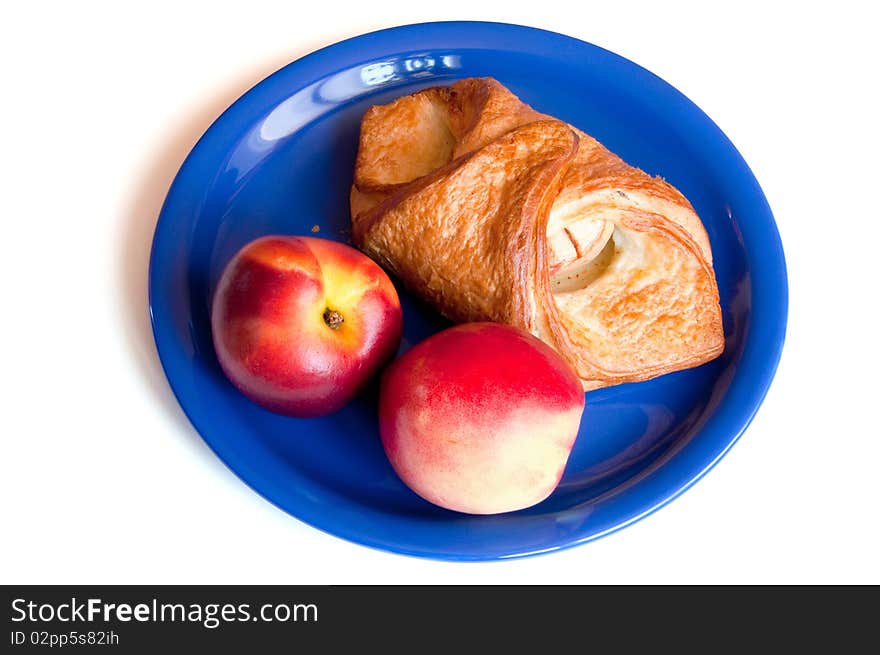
xmin=2 ymin=1 xmax=878 ymax=584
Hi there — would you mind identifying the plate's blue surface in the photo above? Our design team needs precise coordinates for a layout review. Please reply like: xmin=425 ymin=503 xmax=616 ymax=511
xmin=149 ymin=21 xmax=787 ymax=560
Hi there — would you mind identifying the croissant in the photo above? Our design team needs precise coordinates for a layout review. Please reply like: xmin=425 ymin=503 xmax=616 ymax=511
xmin=350 ymin=78 xmax=723 ymax=390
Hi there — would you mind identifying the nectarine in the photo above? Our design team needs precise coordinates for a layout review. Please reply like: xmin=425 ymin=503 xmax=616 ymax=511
xmin=211 ymin=235 xmax=402 ymax=417
xmin=379 ymin=323 xmax=585 ymax=514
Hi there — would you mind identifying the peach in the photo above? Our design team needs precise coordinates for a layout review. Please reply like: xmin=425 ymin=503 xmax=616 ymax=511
xmin=379 ymin=323 xmax=585 ymax=514
xmin=211 ymin=235 xmax=402 ymax=417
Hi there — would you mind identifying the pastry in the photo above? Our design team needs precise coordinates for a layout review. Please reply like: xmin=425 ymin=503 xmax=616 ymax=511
xmin=350 ymin=78 xmax=724 ymax=389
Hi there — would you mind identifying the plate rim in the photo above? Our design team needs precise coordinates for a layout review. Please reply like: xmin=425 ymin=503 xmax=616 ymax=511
xmin=148 ymin=20 xmax=788 ymax=561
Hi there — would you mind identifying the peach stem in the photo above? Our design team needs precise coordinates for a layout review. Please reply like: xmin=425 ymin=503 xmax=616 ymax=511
xmin=323 ymin=308 xmax=344 ymax=330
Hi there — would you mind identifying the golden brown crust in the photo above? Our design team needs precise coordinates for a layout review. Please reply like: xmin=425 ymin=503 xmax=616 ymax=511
xmin=354 ymin=87 xmax=456 ymax=192
xmin=357 ymin=120 xmax=578 ymax=331
xmin=350 ymin=77 xmax=724 ymax=389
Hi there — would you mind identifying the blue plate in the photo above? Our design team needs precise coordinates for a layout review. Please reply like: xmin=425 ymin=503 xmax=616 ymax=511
xmin=149 ymin=21 xmax=787 ymax=560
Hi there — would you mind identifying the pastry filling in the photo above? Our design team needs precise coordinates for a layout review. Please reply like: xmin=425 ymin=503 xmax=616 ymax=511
xmin=550 ymin=228 xmax=616 ymax=293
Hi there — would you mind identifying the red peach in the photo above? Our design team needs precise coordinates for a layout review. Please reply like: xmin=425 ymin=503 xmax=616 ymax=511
xmin=211 ymin=235 xmax=402 ymax=417
xmin=379 ymin=323 xmax=585 ymax=514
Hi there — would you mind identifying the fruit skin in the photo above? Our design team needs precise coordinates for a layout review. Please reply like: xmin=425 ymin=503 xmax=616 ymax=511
xmin=211 ymin=235 xmax=402 ymax=417
xmin=379 ymin=323 xmax=585 ymax=514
